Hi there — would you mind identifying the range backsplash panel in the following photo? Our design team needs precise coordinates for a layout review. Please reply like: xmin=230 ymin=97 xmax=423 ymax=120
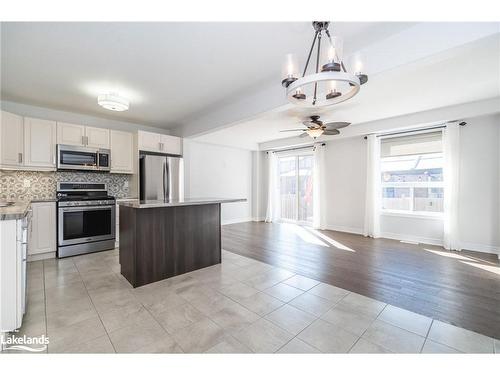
xmin=0 ymin=170 xmax=132 ymax=201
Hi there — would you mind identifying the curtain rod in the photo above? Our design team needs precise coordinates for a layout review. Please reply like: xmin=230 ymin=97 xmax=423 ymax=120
xmin=266 ymin=143 xmax=325 ymax=154
xmin=363 ymin=121 xmax=467 ymax=140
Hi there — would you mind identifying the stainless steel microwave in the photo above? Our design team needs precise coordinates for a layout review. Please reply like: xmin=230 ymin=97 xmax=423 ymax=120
xmin=57 ymin=144 xmax=111 ymax=171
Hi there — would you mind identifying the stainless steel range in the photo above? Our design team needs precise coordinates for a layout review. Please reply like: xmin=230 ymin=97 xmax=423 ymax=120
xmin=57 ymin=182 xmax=116 ymax=258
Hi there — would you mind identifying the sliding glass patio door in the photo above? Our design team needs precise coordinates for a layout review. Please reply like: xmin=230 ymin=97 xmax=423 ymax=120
xmin=278 ymin=154 xmax=314 ymax=224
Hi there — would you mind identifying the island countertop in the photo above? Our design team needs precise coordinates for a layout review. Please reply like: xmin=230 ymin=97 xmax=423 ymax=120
xmin=117 ymin=197 xmax=246 ymax=209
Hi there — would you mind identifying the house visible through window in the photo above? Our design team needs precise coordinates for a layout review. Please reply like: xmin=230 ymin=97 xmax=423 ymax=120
xmin=380 ymin=131 xmax=444 ymax=214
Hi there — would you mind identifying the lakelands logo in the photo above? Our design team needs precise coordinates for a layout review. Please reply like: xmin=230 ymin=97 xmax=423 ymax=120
xmin=2 ymin=334 xmax=49 ymax=352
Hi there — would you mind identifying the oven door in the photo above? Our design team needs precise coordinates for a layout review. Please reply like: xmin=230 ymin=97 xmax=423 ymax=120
xmin=58 ymin=205 xmax=116 ymax=246
xmin=57 ymin=145 xmax=99 ymax=171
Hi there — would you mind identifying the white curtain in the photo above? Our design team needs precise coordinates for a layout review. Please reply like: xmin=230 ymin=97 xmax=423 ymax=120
xmin=313 ymin=144 xmax=327 ymax=229
xmin=364 ymin=134 xmax=381 ymax=238
xmin=265 ymin=152 xmax=280 ymax=222
xmin=443 ymin=124 xmax=461 ymax=250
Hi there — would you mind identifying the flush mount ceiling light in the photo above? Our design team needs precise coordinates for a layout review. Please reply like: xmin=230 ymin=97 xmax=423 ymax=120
xmin=281 ymin=21 xmax=368 ymax=108
xmin=97 ymin=93 xmax=130 ymax=111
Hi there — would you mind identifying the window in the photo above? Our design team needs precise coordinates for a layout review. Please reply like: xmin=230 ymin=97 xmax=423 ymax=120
xmin=380 ymin=131 xmax=444 ymax=215
xmin=278 ymin=154 xmax=314 ymax=223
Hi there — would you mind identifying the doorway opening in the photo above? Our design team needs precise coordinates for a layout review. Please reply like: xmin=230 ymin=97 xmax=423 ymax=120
xmin=278 ymin=154 xmax=314 ymax=224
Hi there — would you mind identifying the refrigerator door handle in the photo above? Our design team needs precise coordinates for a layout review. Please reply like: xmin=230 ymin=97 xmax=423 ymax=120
xmin=165 ymin=159 xmax=170 ymax=200
xmin=162 ymin=160 xmax=167 ymax=201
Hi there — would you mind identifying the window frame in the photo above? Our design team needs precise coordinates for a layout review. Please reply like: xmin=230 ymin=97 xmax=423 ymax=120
xmin=379 ymin=147 xmax=444 ymax=219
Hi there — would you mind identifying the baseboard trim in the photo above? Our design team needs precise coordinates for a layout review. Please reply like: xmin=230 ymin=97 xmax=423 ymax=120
xmin=460 ymin=241 xmax=500 ymax=256
xmin=380 ymin=232 xmax=443 ymax=246
xmin=324 ymin=225 xmax=364 ymax=235
xmin=222 ymin=217 xmax=254 ymax=225
xmin=28 ymin=251 xmax=56 ymax=262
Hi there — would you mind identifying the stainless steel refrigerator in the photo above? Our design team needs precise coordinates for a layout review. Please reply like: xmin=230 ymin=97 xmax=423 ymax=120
xmin=139 ymin=153 xmax=184 ymax=201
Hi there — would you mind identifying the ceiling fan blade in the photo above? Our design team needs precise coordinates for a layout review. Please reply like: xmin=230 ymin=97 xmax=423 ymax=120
xmin=322 ymin=129 xmax=340 ymax=135
xmin=279 ymin=128 xmax=307 ymax=132
xmin=324 ymin=122 xmax=350 ymax=130
xmin=299 ymin=132 xmax=309 ymax=138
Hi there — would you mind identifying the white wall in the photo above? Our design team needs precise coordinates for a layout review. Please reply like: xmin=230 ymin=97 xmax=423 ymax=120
xmin=458 ymin=114 xmax=500 ymax=253
xmin=323 ymin=137 xmax=367 ymax=234
xmin=183 ymin=139 xmax=253 ymax=225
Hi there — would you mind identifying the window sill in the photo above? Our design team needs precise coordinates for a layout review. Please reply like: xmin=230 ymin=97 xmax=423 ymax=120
xmin=381 ymin=210 xmax=444 ymax=220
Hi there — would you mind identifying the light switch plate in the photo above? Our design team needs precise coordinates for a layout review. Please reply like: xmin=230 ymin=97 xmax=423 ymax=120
xmin=23 ymin=179 xmax=31 ymax=188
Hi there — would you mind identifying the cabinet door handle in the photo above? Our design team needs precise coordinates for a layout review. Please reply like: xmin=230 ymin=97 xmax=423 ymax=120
xmin=82 ymin=135 xmax=85 ymax=145
xmin=18 ymin=153 xmax=23 ymax=164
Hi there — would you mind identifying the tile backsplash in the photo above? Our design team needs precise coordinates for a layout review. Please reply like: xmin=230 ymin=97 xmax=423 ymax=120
xmin=0 ymin=170 xmax=132 ymax=201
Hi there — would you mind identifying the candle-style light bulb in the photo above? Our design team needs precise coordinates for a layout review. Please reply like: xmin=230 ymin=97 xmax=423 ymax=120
xmin=326 ymin=80 xmax=341 ymax=100
xmin=281 ymin=53 xmax=299 ymax=87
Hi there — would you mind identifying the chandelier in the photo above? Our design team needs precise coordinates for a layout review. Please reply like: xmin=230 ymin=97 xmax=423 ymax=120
xmin=281 ymin=21 xmax=368 ymax=107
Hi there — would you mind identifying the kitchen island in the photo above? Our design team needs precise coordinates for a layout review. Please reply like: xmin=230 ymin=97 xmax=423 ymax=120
xmin=118 ymin=198 xmax=246 ymax=287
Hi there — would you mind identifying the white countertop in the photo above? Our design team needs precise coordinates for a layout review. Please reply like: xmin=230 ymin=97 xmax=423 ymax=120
xmin=117 ymin=197 xmax=246 ymax=208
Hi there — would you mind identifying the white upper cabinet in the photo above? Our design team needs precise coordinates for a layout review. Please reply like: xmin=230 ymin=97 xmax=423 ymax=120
xmin=57 ymin=123 xmax=109 ymax=149
xmin=86 ymin=126 xmax=110 ymax=149
xmin=138 ymin=131 xmax=182 ymax=155
xmin=110 ymin=130 xmax=134 ymax=174
xmin=138 ymin=131 xmax=162 ymax=152
xmin=161 ymin=134 xmax=182 ymax=155
xmin=24 ymin=117 xmax=57 ymax=169
xmin=57 ymin=122 xmax=86 ymax=146
xmin=0 ymin=111 xmax=24 ymax=167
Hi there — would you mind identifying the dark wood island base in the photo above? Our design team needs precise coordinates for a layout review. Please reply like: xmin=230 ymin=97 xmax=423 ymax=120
xmin=119 ymin=198 xmax=246 ymax=288
xmin=119 ymin=203 xmax=222 ymax=288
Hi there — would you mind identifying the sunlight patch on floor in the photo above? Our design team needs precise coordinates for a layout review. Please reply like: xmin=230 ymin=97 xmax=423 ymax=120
xmin=304 ymin=227 xmax=356 ymax=252
xmin=423 ymin=248 xmax=473 ymax=261
xmin=283 ymin=223 xmax=329 ymax=247
xmin=460 ymin=261 xmax=500 ymax=276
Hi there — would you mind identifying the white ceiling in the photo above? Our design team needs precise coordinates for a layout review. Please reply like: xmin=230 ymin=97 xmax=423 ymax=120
xmin=0 ymin=22 xmax=414 ymax=127
xmin=194 ymin=32 xmax=500 ymax=150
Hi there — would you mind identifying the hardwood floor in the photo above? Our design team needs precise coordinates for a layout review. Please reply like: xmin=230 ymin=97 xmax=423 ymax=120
xmin=222 ymin=221 xmax=500 ymax=340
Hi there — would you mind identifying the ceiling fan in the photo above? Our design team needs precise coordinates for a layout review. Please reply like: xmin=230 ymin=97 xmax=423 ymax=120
xmin=280 ymin=115 xmax=350 ymax=139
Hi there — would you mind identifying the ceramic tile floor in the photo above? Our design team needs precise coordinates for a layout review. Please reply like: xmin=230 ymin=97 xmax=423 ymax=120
xmin=6 ymin=248 xmax=499 ymax=354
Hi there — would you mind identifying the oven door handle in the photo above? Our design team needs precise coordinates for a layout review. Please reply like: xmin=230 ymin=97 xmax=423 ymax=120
xmin=59 ymin=205 xmax=115 ymax=212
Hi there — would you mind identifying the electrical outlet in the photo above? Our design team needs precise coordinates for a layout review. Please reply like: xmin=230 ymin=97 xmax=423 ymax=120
xmin=23 ymin=179 xmax=31 ymax=188
xmin=123 ymin=181 xmax=129 ymax=189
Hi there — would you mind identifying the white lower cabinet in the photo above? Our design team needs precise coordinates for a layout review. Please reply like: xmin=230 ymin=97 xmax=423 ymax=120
xmin=28 ymin=202 xmax=56 ymax=259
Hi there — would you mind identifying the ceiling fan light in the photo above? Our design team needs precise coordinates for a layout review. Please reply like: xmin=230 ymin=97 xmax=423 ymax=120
xmin=98 ymin=93 xmax=130 ymax=111
xmin=306 ymin=128 xmax=324 ymax=138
